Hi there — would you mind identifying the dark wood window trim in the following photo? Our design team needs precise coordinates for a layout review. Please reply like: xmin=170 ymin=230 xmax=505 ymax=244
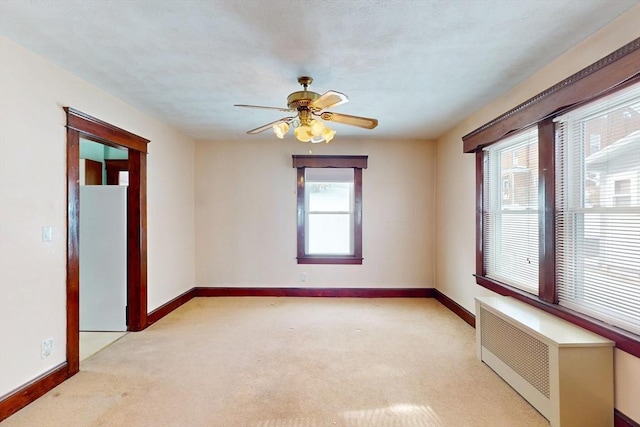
xmin=292 ymin=155 xmax=368 ymax=169
xmin=465 ymin=39 xmax=640 ymax=357
xmin=293 ymin=155 xmax=367 ymax=265
xmin=463 ymin=38 xmax=640 ymax=153
xmin=537 ymin=118 xmax=556 ymax=304
xmin=65 ymin=107 xmax=149 ymax=377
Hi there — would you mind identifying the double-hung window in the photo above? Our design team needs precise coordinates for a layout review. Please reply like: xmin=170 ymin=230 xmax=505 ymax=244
xmin=292 ymin=155 xmax=367 ymax=264
xmin=483 ymin=128 xmax=539 ymax=295
xmin=555 ymin=84 xmax=640 ymax=335
xmin=305 ymin=168 xmax=355 ymax=255
xmin=464 ymin=39 xmax=640 ymax=356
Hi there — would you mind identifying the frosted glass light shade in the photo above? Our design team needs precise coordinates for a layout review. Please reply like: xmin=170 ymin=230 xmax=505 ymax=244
xmin=288 ymin=119 xmax=336 ymax=143
xmin=294 ymin=125 xmax=313 ymax=142
xmin=272 ymin=122 xmax=289 ymax=139
xmin=311 ymin=120 xmax=325 ymax=136
xmin=309 ymin=120 xmax=336 ymax=143
xmin=323 ymin=128 xmax=336 ymax=143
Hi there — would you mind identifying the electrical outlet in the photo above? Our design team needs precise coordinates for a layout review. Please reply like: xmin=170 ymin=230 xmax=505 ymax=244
xmin=300 ymin=272 xmax=307 ymax=282
xmin=41 ymin=338 xmax=53 ymax=358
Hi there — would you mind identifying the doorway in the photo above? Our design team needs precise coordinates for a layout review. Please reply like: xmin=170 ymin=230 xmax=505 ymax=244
xmin=65 ymin=107 xmax=149 ymax=375
xmin=78 ymin=139 xmax=128 ymax=360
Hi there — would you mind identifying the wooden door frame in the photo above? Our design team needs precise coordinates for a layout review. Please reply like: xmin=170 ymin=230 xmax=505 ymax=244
xmin=65 ymin=108 xmax=149 ymax=375
xmin=105 ymin=159 xmax=129 ymax=185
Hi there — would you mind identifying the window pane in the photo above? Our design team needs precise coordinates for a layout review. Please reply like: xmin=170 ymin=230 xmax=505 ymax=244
xmin=495 ymin=211 xmax=539 ymax=286
xmin=118 ymin=171 xmax=129 ymax=186
xmin=556 ymin=82 xmax=640 ymax=335
xmin=304 ymin=167 xmax=355 ymax=256
xmin=307 ymin=214 xmax=352 ymax=254
xmin=484 ymin=128 xmax=539 ymax=294
xmin=308 ymin=182 xmax=352 ymax=212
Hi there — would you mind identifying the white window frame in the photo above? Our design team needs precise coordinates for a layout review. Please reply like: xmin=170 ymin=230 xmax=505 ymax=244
xmin=304 ymin=169 xmax=355 ymax=256
xmin=554 ymin=83 xmax=640 ymax=335
xmin=483 ymin=128 xmax=540 ymax=295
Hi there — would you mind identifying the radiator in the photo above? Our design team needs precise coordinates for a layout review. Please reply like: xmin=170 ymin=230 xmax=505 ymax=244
xmin=475 ymin=296 xmax=614 ymax=427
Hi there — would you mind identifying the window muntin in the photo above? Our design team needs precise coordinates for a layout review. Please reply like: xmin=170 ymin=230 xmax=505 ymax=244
xmin=483 ymin=128 xmax=539 ymax=295
xmin=555 ymin=83 xmax=640 ymax=335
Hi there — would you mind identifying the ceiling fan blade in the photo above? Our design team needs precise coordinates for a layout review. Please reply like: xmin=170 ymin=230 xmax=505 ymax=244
xmin=310 ymin=91 xmax=349 ymax=110
xmin=246 ymin=117 xmax=295 ymax=134
xmin=321 ymin=112 xmax=378 ymax=129
xmin=235 ymin=104 xmax=296 ymax=113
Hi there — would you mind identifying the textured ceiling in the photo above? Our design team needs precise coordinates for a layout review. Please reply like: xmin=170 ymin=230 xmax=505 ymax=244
xmin=0 ymin=0 xmax=637 ymax=141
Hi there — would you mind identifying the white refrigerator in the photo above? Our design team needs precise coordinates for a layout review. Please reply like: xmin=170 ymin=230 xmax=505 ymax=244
xmin=79 ymin=186 xmax=127 ymax=331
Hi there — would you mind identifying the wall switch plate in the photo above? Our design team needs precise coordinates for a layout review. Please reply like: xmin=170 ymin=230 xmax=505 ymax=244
xmin=300 ymin=272 xmax=307 ymax=282
xmin=41 ymin=338 xmax=53 ymax=358
xmin=42 ymin=226 xmax=52 ymax=242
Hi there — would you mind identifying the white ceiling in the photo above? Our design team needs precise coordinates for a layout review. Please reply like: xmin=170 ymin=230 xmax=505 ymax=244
xmin=0 ymin=0 xmax=637 ymax=141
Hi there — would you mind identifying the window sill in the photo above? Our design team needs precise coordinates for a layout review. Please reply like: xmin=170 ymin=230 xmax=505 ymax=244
xmin=475 ymin=274 xmax=640 ymax=358
xmin=297 ymin=256 xmax=363 ymax=265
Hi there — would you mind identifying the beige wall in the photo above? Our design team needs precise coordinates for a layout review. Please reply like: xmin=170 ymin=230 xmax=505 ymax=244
xmin=1 ymin=4 xmax=638 ymax=420
xmin=195 ymin=138 xmax=435 ymax=289
xmin=434 ymin=6 xmax=640 ymax=421
xmin=0 ymin=36 xmax=196 ymax=396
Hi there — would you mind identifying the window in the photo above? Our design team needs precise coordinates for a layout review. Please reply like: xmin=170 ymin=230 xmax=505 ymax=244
xmin=555 ymin=84 xmax=640 ymax=335
xmin=463 ymin=39 xmax=640 ymax=356
xmin=484 ymin=128 xmax=539 ymax=295
xmin=306 ymin=168 xmax=354 ymax=255
xmin=613 ymin=179 xmax=631 ymax=207
xmin=118 ymin=171 xmax=129 ymax=186
xmin=292 ymin=155 xmax=367 ymax=264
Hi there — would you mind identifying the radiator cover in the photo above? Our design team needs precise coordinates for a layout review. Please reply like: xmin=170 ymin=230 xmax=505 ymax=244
xmin=476 ymin=296 xmax=614 ymax=427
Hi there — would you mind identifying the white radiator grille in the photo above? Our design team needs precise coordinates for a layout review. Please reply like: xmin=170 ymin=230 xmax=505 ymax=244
xmin=480 ymin=307 xmax=550 ymax=398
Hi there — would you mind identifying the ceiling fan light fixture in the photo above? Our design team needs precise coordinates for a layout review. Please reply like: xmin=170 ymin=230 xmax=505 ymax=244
xmin=310 ymin=120 xmax=325 ymax=137
xmin=323 ymin=127 xmax=336 ymax=143
xmin=272 ymin=122 xmax=289 ymax=139
xmin=294 ymin=124 xmax=313 ymax=142
xmin=236 ymin=76 xmax=378 ymax=142
xmin=309 ymin=120 xmax=335 ymax=143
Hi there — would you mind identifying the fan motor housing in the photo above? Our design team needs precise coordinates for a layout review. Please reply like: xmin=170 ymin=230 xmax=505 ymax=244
xmin=287 ymin=91 xmax=320 ymax=110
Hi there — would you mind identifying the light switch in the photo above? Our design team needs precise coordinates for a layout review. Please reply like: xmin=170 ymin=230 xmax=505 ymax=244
xmin=42 ymin=226 xmax=52 ymax=242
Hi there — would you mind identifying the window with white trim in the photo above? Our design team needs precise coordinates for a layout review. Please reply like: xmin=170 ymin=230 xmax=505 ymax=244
xmin=305 ymin=168 xmax=354 ymax=255
xmin=555 ymin=83 xmax=640 ymax=335
xmin=483 ymin=127 xmax=540 ymax=295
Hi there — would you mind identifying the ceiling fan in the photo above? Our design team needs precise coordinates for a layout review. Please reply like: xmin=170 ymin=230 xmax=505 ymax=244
xmin=234 ymin=76 xmax=378 ymax=143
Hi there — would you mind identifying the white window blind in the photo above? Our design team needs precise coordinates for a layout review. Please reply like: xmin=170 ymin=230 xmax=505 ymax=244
xmin=483 ymin=127 xmax=539 ymax=294
xmin=555 ymin=82 xmax=640 ymax=335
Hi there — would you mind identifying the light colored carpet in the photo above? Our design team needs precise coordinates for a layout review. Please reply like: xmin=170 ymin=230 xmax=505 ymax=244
xmin=2 ymin=297 xmax=548 ymax=426
xmin=80 ymin=332 xmax=128 ymax=361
